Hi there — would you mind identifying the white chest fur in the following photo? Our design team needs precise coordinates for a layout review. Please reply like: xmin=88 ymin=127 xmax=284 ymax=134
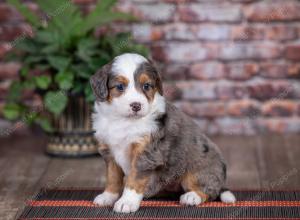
xmin=93 ymin=107 xmax=159 ymax=175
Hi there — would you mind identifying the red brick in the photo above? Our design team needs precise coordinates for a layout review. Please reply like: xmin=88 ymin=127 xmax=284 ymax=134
xmin=265 ymin=25 xmax=297 ymax=41
xmin=256 ymin=118 xmax=300 ymax=134
xmin=245 ymin=2 xmax=300 ymax=22
xmin=127 ymin=3 xmax=176 ymax=23
xmin=227 ymin=100 xmax=261 ymax=117
xmin=164 ymin=23 xmax=196 ymax=40
xmin=0 ymin=4 xmax=22 ymax=22
xmin=247 ymin=80 xmax=294 ymax=100
xmin=288 ymin=64 xmax=300 ymax=78
xmin=0 ymin=24 xmax=32 ymax=41
xmin=177 ymin=101 xmax=226 ymax=118
xmin=0 ymin=43 xmax=12 ymax=60
xmin=195 ymin=24 xmax=231 ymax=40
xmin=260 ymin=63 xmax=287 ymax=78
xmin=215 ymin=81 xmax=249 ymax=100
xmin=163 ymin=82 xmax=182 ymax=101
xmin=179 ymin=4 xmax=242 ymax=23
xmin=262 ymin=100 xmax=297 ymax=117
xmin=291 ymin=82 xmax=300 ymax=99
xmin=211 ymin=117 xmax=255 ymax=135
xmin=0 ymin=81 xmax=10 ymax=100
xmin=164 ymin=43 xmax=218 ymax=62
xmin=285 ymin=44 xmax=300 ymax=61
xmin=150 ymin=44 xmax=167 ymax=62
xmin=0 ymin=62 xmax=21 ymax=80
xmin=175 ymin=81 xmax=216 ymax=101
xmin=189 ymin=62 xmax=226 ymax=80
xmin=226 ymin=62 xmax=258 ymax=80
xmin=0 ymin=102 xmax=4 ymax=117
xmin=162 ymin=64 xmax=188 ymax=80
xmin=231 ymin=25 xmax=264 ymax=41
xmin=132 ymin=24 xmax=163 ymax=42
xmin=219 ymin=43 xmax=281 ymax=61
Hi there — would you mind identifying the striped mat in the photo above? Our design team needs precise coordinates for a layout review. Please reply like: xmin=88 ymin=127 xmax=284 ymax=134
xmin=18 ymin=189 xmax=300 ymax=219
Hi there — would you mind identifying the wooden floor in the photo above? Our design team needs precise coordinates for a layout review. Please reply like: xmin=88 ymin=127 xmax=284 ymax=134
xmin=0 ymin=134 xmax=299 ymax=220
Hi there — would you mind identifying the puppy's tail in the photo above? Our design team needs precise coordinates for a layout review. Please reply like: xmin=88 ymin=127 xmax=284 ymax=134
xmin=220 ymin=188 xmax=236 ymax=203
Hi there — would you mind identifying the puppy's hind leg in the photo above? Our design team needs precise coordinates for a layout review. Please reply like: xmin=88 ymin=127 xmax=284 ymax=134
xmin=180 ymin=172 xmax=209 ymax=206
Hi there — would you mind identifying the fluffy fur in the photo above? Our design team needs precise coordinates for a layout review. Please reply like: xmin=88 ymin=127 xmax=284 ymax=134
xmin=91 ymin=53 xmax=236 ymax=213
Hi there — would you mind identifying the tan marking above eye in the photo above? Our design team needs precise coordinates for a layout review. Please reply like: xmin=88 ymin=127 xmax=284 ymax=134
xmin=107 ymin=75 xmax=129 ymax=103
xmin=139 ymin=73 xmax=153 ymax=85
xmin=109 ymin=75 xmax=129 ymax=88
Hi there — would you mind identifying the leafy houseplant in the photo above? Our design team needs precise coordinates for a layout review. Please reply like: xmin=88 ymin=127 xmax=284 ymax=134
xmin=4 ymin=0 xmax=148 ymax=156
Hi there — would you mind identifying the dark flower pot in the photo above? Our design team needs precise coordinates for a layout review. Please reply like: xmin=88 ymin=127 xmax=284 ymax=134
xmin=46 ymin=96 xmax=98 ymax=157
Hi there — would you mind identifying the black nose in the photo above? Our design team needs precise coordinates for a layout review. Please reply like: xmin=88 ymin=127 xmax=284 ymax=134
xmin=130 ymin=102 xmax=141 ymax=112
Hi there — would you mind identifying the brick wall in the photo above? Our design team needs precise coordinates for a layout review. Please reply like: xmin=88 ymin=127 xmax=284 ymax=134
xmin=1 ymin=0 xmax=300 ymax=135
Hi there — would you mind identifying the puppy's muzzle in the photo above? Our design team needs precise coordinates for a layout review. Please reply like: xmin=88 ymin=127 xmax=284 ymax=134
xmin=130 ymin=102 xmax=141 ymax=112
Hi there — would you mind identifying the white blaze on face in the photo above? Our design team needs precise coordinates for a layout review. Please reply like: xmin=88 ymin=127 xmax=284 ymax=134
xmin=110 ymin=53 xmax=150 ymax=118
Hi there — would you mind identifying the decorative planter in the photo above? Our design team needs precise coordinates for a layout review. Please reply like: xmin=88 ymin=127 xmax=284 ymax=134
xmin=46 ymin=96 xmax=98 ymax=157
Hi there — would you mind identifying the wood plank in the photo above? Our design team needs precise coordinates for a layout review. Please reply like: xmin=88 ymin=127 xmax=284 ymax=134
xmin=283 ymin=134 xmax=300 ymax=189
xmin=212 ymin=136 xmax=261 ymax=190
xmin=256 ymin=135 xmax=296 ymax=190
xmin=0 ymin=135 xmax=50 ymax=220
xmin=35 ymin=156 xmax=106 ymax=188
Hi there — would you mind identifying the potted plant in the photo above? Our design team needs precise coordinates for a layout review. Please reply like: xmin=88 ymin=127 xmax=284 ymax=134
xmin=4 ymin=0 xmax=148 ymax=157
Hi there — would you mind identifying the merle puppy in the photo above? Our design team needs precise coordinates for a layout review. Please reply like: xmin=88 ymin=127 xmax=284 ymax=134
xmin=90 ymin=53 xmax=236 ymax=213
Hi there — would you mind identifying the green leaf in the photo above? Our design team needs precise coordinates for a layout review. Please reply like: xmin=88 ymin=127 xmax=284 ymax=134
xmin=15 ymin=38 xmax=40 ymax=53
xmin=72 ymin=64 xmax=92 ymax=79
xmin=72 ymin=81 xmax=84 ymax=95
xmin=84 ymin=85 xmax=95 ymax=102
xmin=93 ymin=0 xmax=117 ymax=12
xmin=34 ymin=75 xmax=51 ymax=89
xmin=44 ymin=91 xmax=68 ymax=116
xmin=36 ymin=0 xmax=82 ymax=46
xmin=7 ymin=0 xmax=40 ymax=27
xmin=47 ymin=56 xmax=71 ymax=71
xmin=20 ymin=66 xmax=29 ymax=77
xmin=35 ymin=0 xmax=79 ymax=21
xmin=3 ymin=103 xmax=22 ymax=120
xmin=23 ymin=111 xmax=38 ymax=125
xmin=78 ymin=12 xmax=135 ymax=36
xmin=24 ymin=55 xmax=45 ymax=65
xmin=35 ymin=116 xmax=54 ymax=132
xmin=55 ymin=71 xmax=74 ymax=90
xmin=23 ymin=78 xmax=36 ymax=90
xmin=35 ymin=31 xmax=57 ymax=43
xmin=7 ymin=81 xmax=23 ymax=102
xmin=76 ymin=38 xmax=98 ymax=62
xmin=41 ymin=44 xmax=60 ymax=54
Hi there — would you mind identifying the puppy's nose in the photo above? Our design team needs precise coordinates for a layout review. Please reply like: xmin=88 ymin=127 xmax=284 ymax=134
xmin=130 ymin=102 xmax=141 ymax=112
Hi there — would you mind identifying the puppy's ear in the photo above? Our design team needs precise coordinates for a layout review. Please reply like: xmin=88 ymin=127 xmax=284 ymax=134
xmin=155 ymin=69 xmax=163 ymax=96
xmin=147 ymin=58 xmax=163 ymax=95
xmin=90 ymin=63 xmax=111 ymax=102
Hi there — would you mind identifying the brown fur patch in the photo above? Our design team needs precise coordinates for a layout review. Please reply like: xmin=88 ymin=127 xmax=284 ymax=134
xmin=181 ymin=172 xmax=209 ymax=202
xmin=105 ymin=158 xmax=124 ymax=194
xmin=98 ymin=142 xmax=124 ymax=194
xmin=137 ymin=72 xmax=159 ymax=102
xmin=107 ymin=75 xmax=129 ymax=103
xmin=126 ymin=136 xmax=151 ymax=194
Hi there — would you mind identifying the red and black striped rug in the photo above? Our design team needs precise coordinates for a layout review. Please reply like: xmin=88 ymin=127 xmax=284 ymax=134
xmin=18 ymin=189 xmax=300 ymax=219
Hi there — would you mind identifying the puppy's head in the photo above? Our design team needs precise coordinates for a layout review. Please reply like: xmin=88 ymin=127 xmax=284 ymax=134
xmin=90 ymin=53 xmax=164 ymax=118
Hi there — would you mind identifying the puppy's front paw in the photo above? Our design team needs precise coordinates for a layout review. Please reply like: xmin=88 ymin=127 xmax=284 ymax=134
xmin=113 ymin=188 xmax=143 ymax=213
xmin=93 ymin=191 xmax=119 ymax=206
xmin=180 ymin=191 xmax=202 ymax=206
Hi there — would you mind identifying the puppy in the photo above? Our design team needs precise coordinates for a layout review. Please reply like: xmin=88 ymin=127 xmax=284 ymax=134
xmin=90 ymin=53 xmax=236 ymax=213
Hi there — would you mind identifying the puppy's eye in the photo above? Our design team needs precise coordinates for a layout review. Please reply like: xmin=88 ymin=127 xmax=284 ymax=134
xmin=116 ymin=84 xmax=124 ymax=92
xmin=143 ymin=83 xmax=152 ymax=91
